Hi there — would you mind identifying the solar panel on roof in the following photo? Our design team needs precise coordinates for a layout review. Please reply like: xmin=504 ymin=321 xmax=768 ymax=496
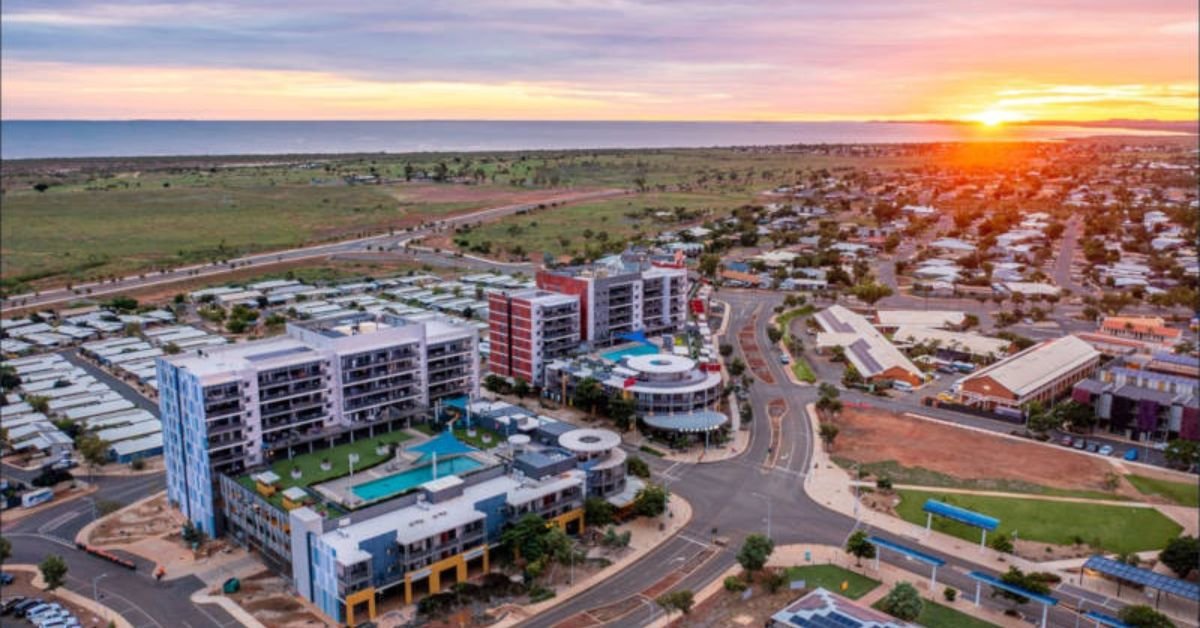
xmin=1083 ymin=556 xmax=1200 ymax=601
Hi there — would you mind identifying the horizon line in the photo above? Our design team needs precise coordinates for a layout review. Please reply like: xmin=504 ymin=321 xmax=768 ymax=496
xmin=4 ymin=117 xmax=1198 ymax=125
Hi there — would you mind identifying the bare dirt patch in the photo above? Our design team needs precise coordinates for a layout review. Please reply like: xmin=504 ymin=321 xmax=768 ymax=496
xmin=667 ymin=569 xmax=809 ymax=628
xmin=224 ymin=570 xmax=333 ymax=628
xmin=88 ymin=492 xmax=182 ymax=546
xmin=828 ymin=408 xmax=1119 ymax=494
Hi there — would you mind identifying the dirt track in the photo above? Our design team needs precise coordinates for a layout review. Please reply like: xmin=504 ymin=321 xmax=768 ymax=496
xmin=828 ymin=407 xmax=1121 ymax=494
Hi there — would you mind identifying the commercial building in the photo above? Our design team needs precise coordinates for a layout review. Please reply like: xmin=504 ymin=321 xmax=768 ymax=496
xmin=544 ymin=351 xmax=724 ymax=416
xmin=1097 ymin=316 xmax=1183 ymax=351
xmin=814 ymin=306 xmax=924 ymax=387
xmin=891 ymin=327 xmax=1011 ymax=361
xmin=486 ymin=289 xmax=580 ymax=384
xmin=955 ymin=335 xmax=1100 ymax=412
xmin=535 ymin=254 xmax=687 ymax=347
xmin=157 ymin=313 xmax=479 ymax=536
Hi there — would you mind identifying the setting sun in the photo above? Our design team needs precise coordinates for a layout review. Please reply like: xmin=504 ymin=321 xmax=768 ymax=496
xmin=970 ymin=109 xmax=1024 ymax=127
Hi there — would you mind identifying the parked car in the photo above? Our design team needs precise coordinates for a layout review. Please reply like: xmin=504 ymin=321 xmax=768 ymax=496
xmin=1098 ymin=445 xmax=1114 ymax=456
xmin=779 ymin=353 xmax=790 ymax=365
xmin=0 ymin=571 xmax=14 ymax=585
xmin=1072 ymin=440 xmax=1086 ymax=450
xmin=11 ymin=599 xmax=42 ymax=617
xmin=1086 ymin=441 xmax=1100 ymax=453
xmin=1059 ymin=435 xmax=1073 ymax=447
xmin=1 ymin=596 xmax=26 ymax=615
xmin=1123 ymin=449 xmax=1139 ymax=461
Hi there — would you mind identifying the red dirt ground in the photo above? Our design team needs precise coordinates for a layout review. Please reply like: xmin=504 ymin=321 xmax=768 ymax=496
xmin=827 ymin=407 xmax=1119 ymax=493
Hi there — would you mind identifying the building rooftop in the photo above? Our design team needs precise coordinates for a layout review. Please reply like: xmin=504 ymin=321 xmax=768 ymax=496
xmin=961 ymin=335 xmax=1099 ymax=397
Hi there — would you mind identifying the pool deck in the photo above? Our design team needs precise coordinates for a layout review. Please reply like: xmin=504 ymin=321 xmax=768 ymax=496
xmin=312 ymin=450 xmax=494 ymax=509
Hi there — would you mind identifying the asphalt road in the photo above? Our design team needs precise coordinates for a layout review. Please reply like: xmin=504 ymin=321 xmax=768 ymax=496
xmin=520 ymin=290 xmax=1095 ymax=628
xmin=1 ymin=471 xmax=240 ymax=628
xmin=4 ymin=189 xmax=624 ymax=311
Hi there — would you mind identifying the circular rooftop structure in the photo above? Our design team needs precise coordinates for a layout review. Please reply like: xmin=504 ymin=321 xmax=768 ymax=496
xmin=558 ymin=428 xmax=622 ymax=453
xmin=507 ymin=434 xmax=531 ymax=446
xmin=625 ymin=353 xmax=695 ymax=376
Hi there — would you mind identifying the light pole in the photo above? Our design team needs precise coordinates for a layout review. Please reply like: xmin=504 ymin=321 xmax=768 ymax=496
xmin=93 ymin=572 xmax=111 ymax=622
xmin=752 ymin=492 xmax=772 ymax=540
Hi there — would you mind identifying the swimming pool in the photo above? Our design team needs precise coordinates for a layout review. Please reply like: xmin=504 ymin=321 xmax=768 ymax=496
xmin=601 ymin=343 xmax=659 ymax=362
xmin=351 ymin=456 xmax=483 ymax=502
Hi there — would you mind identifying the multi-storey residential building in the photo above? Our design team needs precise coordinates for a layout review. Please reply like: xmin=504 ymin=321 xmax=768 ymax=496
xmin=487 ymin=289 xmax=580 ymax=384
xmin=535 ymin=254 xmax=687 ymax=347
xmin=158 ymin=313 xmax=479 ymax=536
xmin=289 ymin=467 xmax=585 ymax=624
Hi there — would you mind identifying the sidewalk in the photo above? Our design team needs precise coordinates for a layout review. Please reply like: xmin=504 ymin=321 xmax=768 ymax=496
xmin=489 ymin=494 xmax=693 ymax=628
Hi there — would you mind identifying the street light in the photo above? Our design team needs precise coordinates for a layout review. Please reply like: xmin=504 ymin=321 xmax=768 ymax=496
xmin=751 ymin=492 xmax=772 ymax=540
xmin=93 ymin=572 xmax=111 ymax=622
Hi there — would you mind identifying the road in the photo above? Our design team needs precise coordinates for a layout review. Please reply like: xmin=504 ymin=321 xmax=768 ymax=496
xmin=521 ymin=290 xmax=1091 ymax=628
xmin=1 ymin=471 xmax=240 ymax=628
xmin=4 ymin=188 xmax=625 ymax=311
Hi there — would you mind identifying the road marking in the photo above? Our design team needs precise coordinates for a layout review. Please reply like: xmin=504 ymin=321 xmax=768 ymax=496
xmin=38 ymin=510 xmax=81 ymax=535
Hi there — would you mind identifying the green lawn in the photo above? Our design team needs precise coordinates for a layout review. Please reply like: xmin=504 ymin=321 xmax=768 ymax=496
xmin=895 ymin=489 xmax=1182 ymax=554
xmin=791 ymin=355 xmax=817 ymax=383
xmin=453 ymin=426 xmax=502 ymax=449
xmin=873 ymin=598 xmax=997 ymax=628
xmin=784 ymin=565 xmax=881 ymax=600
xmin=1126 ymin=474 xmax=1200 ymax=508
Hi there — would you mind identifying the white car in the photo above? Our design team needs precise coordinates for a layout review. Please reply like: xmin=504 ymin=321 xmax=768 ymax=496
xmin=1098 ymin=445 xmax=1114 ymax=456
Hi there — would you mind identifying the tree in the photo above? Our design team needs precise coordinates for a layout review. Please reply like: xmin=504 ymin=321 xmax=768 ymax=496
xmin=819 ymin=423 xmax=840 ymax=450
xmin=1025 ymin=401 xmax=1061 ymax=435
xmin=989 ymin=532 xmax=1015 ymax=554
xmin=607 ymin=394 xmax=637 ymax=432
xmin=584 ymin=497 xmax=616 ymax=527
xmin=501 ymin=514 xmax=554 ymax=563
xmin=633 ymin=484 xmax=670 ymax=518
xmin=1118 ymin=605 xmax=1175 ymax=628
xmin=1054 ymin=400 xmax=1096 ymax=431
xmin=845 ymin=530 xmax=876 ymax=566
xmin=698 ymin=254 xmax=720 ymax=279
xmin=26 ymin=394 xmax=50 ymax=414
xmin=0 ymin=365 xmax=20 ymax=392
xmin=39 ymin=554 xmax=68 ymax=591
xmin=572 ymin=377 xmax=605 ymax=415
xmin=719 ymin=343 xmax=734 ymax=358
xmin=729 ymin=358 xmax=746 ymax=377
xmin=878 ymin=582 xmax=923 ymax=621
xmin=601 ymin=526 xmax=632 ymax=549
xmin=0 ymin=535 xmax=10 ymax=566
xmin=850 ymin=281 xmax=894 ymax=306
xmin=655 ymin=590 xmax=694 ymax=616
xmin=1164 ymin=439 xmax=1200 ymax=471
xmin=1159 ymin=535 xmax=1198 ymax=579
xmin=512 ymin=378 xmax=530 ymax=399
xmin=992 ymin=567 xmax=1050 ymax=607
xmin=767 ymin=325 xmax=784 ymax=344
xmin=736 ymin=533 xmax=775 ymax=577
xmin=77 ymin=432 xmax=111 ymax=474
xmin=626 ymin=455 xmax=650 ymax=479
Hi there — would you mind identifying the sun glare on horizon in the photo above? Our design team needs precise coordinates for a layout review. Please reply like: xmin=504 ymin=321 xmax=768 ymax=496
xmin=970 ymin=109 xmax=1025 ymax=127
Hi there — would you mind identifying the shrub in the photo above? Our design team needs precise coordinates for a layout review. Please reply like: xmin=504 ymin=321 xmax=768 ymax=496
xmin=878 ymin=582 xmax=923 ymax=621
xmin=875 ymin=476 xmax=893 ymax=490
xmin=723 ymin=575 xmax=747 ymax=592
xmin=528 ymin=585 xmax=556 ymax=603
xmin=943 ymin=586 xmax=957 ymax=602
xmin=130 ymin=458 xmax=146 ymax=471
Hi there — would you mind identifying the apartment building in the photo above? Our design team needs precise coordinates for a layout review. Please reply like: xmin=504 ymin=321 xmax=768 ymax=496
xmin=534 ymin=254 xmax=687 ymax=347
xmin=487 ymin=289 xmax=580 ymax=384
xmin=158 ymin=313 xmax=479 ymax=536
xmin=289 ymin=468 xmax=585 ymax=624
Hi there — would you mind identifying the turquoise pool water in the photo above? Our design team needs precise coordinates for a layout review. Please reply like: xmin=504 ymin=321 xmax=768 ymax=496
xmin=351 ymin=457 xmax=483 ymax=502
xmin=601 ymin=343 xmax=659 ymax=362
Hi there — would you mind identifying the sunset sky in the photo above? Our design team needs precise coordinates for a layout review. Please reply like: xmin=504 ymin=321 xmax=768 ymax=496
xmin=2 ymin=0 xmax=1197 ymax=122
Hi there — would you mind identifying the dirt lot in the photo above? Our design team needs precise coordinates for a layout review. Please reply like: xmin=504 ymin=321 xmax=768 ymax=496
xmin=826 ymin=408 xmax=1123 ymax=494
xmin=89 ymin=492 xmax=183 ymax=546
xmin=224 ymin=570 xmax=333 ymax=628
xmin=666 ymin=569 xmax=807 ymax=628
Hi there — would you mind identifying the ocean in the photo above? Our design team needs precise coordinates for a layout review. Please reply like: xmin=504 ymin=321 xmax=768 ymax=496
xmin=0 ymin=120 xmax=1185 ymax=160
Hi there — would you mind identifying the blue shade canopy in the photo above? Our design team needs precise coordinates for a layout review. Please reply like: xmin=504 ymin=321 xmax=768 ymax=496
xmin=1083 ymin=555 xmax=1200 ymax=601
xmin=409 ymin=430 xmax=477 ymax=462
xmin=967 ymin=571 xmax=1058 ymax=607
xmin=867 ymin=536 xmax=946 ymax=567
xmin=923 ymin=499 xmax=999 ymax=531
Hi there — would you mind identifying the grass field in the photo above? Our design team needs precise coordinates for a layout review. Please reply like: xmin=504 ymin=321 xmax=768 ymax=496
xmin=895 ymin=489 xmax=1182 ymax=554
xmin=1 ymin=183 xmax=476 ymax=290
xmin=784 ymin=565 xmax=880 ymax=600
xmin=452 ymin=426 xmax=502 ymax=450
xmin=452 ymin=191 xmax=747 ymax=259
xmin=873 ymin=598 xmax=997 ymax=628
xmin=777 ymin=306 xmax=817 ymax=383
xmin=836 ymin=458 xmax=1128 ymax=501
xmin=1126 ymin=474 xmax=1200 ymax=507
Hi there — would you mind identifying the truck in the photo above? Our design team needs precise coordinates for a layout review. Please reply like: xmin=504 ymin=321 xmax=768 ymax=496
xmin=21 ymin=488 xmax=53 ymax=509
